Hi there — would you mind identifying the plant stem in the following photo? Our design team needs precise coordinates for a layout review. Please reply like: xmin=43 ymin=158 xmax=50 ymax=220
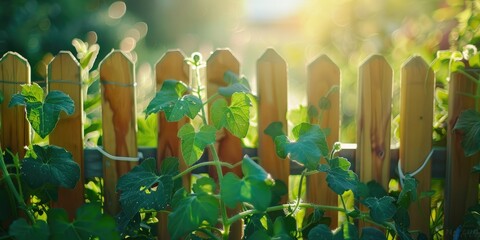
xmin=173 ymin=161 xmax=237 ymax=180
xmin=0 ymin=149 xmax=36 ymax=223
xmin=288 ymin=169 xmax=306 ymax=217
xmin=340 ymin=195 xmax=350 ymax=222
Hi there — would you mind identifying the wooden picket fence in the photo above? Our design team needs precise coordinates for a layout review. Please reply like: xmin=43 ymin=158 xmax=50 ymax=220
xmin=0 ymin=48 xmax=478 ymax=239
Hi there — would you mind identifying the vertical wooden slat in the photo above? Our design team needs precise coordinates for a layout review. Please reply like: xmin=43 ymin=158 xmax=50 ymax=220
xmin=399 ymin=56 xmax=433 ymax=236
xmin=356 ymin=55 xmax=392 ymax=189
xmin=99 ymin=50 xmax=138 ymax=215
xmin=257 ymin=48 xmax=289 ymax=202
xmin=206 ymin=49 xmax=243 ymax=239
xmin=48 ymin=51 xmax=85 ymax=219
xmin=445 ymin=70 xmax=480 ymax=238
xmin=306 ymin=55 xmax=340 ymax=227
xmin=0 ymin=52 xmax=31 ymax=157
xmin=155 ymin=50 xmax=189 ymax=240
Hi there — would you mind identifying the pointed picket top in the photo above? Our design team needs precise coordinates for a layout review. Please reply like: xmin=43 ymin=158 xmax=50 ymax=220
xmin=0 ymin=51 xmax=31 ymax=158
xmin=207 ymin=49 xmax=240 ymax=86
xmin=155 ymin=50 xmax=189 ymax=86
xmin=258 ymin=48 xmax=286 ymax=65
xmin=99 ymin=50 xmax=135 ymax=86
xmin=305 ymin=54 xmax=340 ymax=227
xmin=399 ymin=55 xmax=433 ymax=235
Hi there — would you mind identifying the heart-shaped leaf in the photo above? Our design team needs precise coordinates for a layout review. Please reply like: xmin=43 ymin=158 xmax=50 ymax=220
xmin=144 ymin=80 xmax=202 ymax=121
xmin=323 ymin=157 xmax=359 ymax=195
xmin=21 ymin=145 xmax=80 ymax=189
xmin=360 ymin=227 xmax=386 ymax=240
xmin=168 ymin=188 xmax=219 ymax=240
xmin=308 ymin=224 xmax=333 ymax=240
xmin=9 ymin=83 xmax=74 ymax=138
xmin=221 ymin=157 xmax=274 ymax=211
xmin=453 ymin=109 xmax=480 ymax=157
xmin=266 ymin=122 xmax=328 ymax=170
xmin=116 ymin=158 xmax=176 ymax=231
xmin=211 ymin=92 xmax=251 ymax=138
xmin=9 ymin=219 xmax=49 ymax=240
xmin=363 ymin=196 xmax=396 ymax=224
xmin=219 ymin=71 xmax=252 ymax=97
xmin=178 ymin=124 xmax=216 ymax=166
xmin=48 ymin=203 xmax=119 ymax=240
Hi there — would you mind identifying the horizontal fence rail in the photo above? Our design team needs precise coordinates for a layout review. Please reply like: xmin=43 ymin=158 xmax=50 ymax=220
xmin=1 ymin=49 xmax=479 ymax=240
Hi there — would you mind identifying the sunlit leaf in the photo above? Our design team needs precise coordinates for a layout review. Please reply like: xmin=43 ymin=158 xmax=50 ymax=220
xmin=323 ymin=157 xmax=359 ymax=195
xmin=178 ymin=124 xmax=216 ymax=166
xmin=9 ymin=83 xmax=74 ymax=138
xmin=144 ymin=80 xmax=202 ymax=121
xmin=211 ymin=92 xmax=251 ymax=138
xmin=219 ymin=71 xmax=252 ymax=96
xmin=453 ymin=109 xmax=480 ymax=157
xmin=192 ymin=177 xmax=217 ymax=195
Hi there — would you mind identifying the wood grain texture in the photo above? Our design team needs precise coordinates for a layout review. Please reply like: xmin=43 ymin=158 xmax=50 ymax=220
xmin=99 ymin=50 xmax=138 ymax=215
xmin=399 ymin=56 xmax=433 ymax=236
xmin=48 ymin=51 xmax=85 ymax=220
xmin=306 ymin=54 xmax=340 ymax=227
xmin=444 ymin=70 xmax=480 ymax=238
xmin=356 ymin=55 xmax=393 ymax=188
xmin=257 ymin=48 xmax=289 ymax=203
xmin=155 ymin=50 xmax=189 ymax=240
xmin=0 ymin=52 xmax=31 ymax=158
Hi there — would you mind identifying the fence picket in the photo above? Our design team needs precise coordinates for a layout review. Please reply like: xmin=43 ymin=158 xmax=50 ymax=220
xmin=257 ymin=48 xmax=289 ymax=203
xmin=306 ymin=54 xmax=340 ymax=227
xmin=445 ymin=70 xmax=480 ymax=238
xmin=400 ymin=56 xmax=434 ymax=236
xmin=155 ymin=50 xmax=190 ymax=240
xmin=0 ymin=52 xmax=31 ymax=157
xmin=99 ymin=50 xmax=138 ymax=215
xmin=48 ymin=51 xmax=85 ymax=220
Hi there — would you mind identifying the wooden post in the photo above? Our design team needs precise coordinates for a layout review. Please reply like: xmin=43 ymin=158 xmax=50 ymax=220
xmin=0 ymin=52 xmax=31 ymax=158
xmin=356 ymin=55 xmax=393 ymax=189
xmin=206 ymin=49 xmax=243 ymax=239
xmin=155 ymin=50 xmax=190 ymax=239
xmin=306 ymin=54 xmax=340 ymax=227
xmin=257 ymin=48 xmax=289 ymax=202
xmin=399 ymin=56 xmax=433 ymax=236
xmin=48 ymin=51 xmax=85 ymax=219
xmin=445 ymin=70 xmax=480 ymax=238
xmin=99 ymin=50 xmax=138 ymax=215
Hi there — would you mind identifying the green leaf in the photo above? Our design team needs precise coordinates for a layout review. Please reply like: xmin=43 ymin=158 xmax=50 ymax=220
xmin=397 ymin=175 xmax=417 ymax=205
xmin=211 ymin=92 xmax=251 ymax=138
xmin=333 ymin=222 xmax=358 ymax=240
xmin=247 ymin=229 xmax=271 ymax=240
xmin=269 ymin=123 xmax=328 ymax=170
xmin=9 ymin=83 xmax=74 ymax=138
xmin=21 ymin=145 xmax=80 ymax=189
xmin=168 ymin=189 xmax=219 ymax=240
xmin=144 ymin=80 xmax=202 ymax=121
xmin=273 ymin=216 xmax=296 ymax=239
xmin=360 ymin=227 xmax=386 ymax=240
xmin=473 ymin=163 xmax=480 ymax=173
xmin=116 ymin=158 xmax=174 ymax=231
xmin=363 ymin=196 xmax=397 ymax=223
xmin=325 ymin=158 xmax=359 ymax=195
xmin=9 ymin=219 xmax=49 ymax=240
xmin=178 ymin=124 xmax=216 ymax=166
xmin=219 ymin=71 xmax=252 ymax=96
xmin=220 ymin=157 xmax=274 ymax=211
xmin=192 ymin=177 xmax=217 ymax=195
xmin=308 ymin=224 xmax=333 ymax=240
xmin=395 ymin=223 xmax=413 ymax=240
xmin=453 ymin=109 xmax=480 ymax=156
xmin=264 ymin=122 xmax=286 ymax=140
xmin=48 ymin=203 xmax=120 ymax=240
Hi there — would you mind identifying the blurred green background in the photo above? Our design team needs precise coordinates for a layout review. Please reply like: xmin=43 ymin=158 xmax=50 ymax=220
xmin=0 ymin=0 xmax=473 ymax=142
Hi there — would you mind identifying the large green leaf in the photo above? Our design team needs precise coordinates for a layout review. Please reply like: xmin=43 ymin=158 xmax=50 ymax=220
xmin=48 ymin=203 xmax=120 ymax=240
xmin=219 ymin=71 xmax=252 ymax=97
xmin=323 ymin=157 xmax=359 ymax=195
xmin=360 ymin=227 xmax=386 ymax=240
xmin=333 ymin=222 xmax=359 ymax=240
xmin=168 ymin=189 xmax=219 ymax=240
xmin=21 ymin=145 xmax=80 ymax=189
xmin=308 ymin=224 xmax=333 ymax=240
xmin=211 ymin=92 xmax=251 ymax=138
xmin=221 ymin=157 xmax=274 ymax=211
xmin=144 ymin=80 xmax=202 ymax=121
xmin=266 ymin=122 xmax=328 ymax=170
xmin=177 ymin=124 xmax=216 ymax=166
xmin=116 ymin=158 xmax=175 ymax=231
xmin=363 ymin=196 xmax=397 ymax=224
xmin=9 ymin=219 xmax=49 ymax=240
xmin=453 ymin=109 xmax=480 ymax=157
xmin=9 ymin=83 xmax=74 ymax=138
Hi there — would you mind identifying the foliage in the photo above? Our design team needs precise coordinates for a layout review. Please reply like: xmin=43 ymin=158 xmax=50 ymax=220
xmin=0 ymin=84 xmax=118 ymax=240
xmin=112 ymin=53 xmax=425 ymax=240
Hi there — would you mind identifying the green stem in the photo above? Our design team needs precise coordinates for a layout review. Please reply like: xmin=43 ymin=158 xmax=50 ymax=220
xmin=203 ymin=93 xmax=220 ymax=106
xmin=208 ymin=144 xmax=230 ymax=239
xmin=340 ymin=195 xmax=350 ymax=222
xmin=288 ymin=169 xmax=306 ymax=218
xmin=173 ymin=161 xmax=237 ymax=180
xmin=0 ymin=150 xmax=36 ymax=223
